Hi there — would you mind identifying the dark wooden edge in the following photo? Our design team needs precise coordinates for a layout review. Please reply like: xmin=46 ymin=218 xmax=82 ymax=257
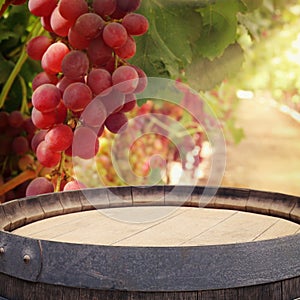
xmin=0 ymin=186 xmax=299 ymax=292
xmin=0 ymin=230 xmax=299 ymax=292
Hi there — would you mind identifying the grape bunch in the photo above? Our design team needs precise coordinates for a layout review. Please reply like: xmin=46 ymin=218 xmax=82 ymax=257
xmin=25 ymin=0 xmax=149 ymax=193
xmin=0 ymin=110 xmax=37 ymax=201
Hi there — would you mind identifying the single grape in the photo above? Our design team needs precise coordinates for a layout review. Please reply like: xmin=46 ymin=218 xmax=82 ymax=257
xmin=73 ymin=13 xmax=105 ymax=40
xmin=23 ymin=118 xmax=37 ymax=140
xmin=31 ymin=130 xmax=47 ymax=152
xmin=119 ymin=93 xmax=137 ymax=112
xmin=92 ymin=0 xmax=116 ymax=18
xmin=56 ymin=76 xmax=84 ymax=94
xmin=68 ymin=26 xmax=90 ymax=50
xmin=115 ymin=35 xmax=136 ymax=59
xmin=8 ymin=111 xmax=24 ymax=128
xmin=87 ymin=37 xmax=113 ymax=67
xmin=63 ymin=180 xmax=87 ymax=191
xmin=26 ymin=177 xmax=54 ymax=196
xmin=32 ymin=84 xmax=61 ymax=113
xmin=32 ymin=72 xmax=59 ymax=91
xmin=36 ymin=141 xmax=61 ymax=167
xmin=61 ymin=50 xmax=89 ymax=80
xmin=72 ymin=126 xmax=99 ymax=159
xmin=41 ymin=42 xmax=70 ymax=74
xmin=103 ymin=23 xmax=127 ymax=49
xmin=116 ymin=0 xmax=141 ymax=13
xmin=31 ymin=102 xmax=67 ymax=129
xmin=26 ymin=36 xmax=52 ymax=61
xmin=28 ymin=0 xmax=57 ymax=17
xmin=41 ymin=15 xmax=53 ymax=32
xmin=122 ymin=13 xmax=149 ymax=36
xmin=112 ymin=65 xmax=138 ymax=94
xmin=58 ymin=0 xmax=89 ymax=22
xmin=45 ymin=124 xmax=73 ymax=152
xmin=12 ymin=136 xmax=30 ymax=155
xmin=87 ymin=68 xmax=112 ymax=95
xmin=109 ymin=6 xmax=127 ymax=19
xmin=50 ymin=6 xmax=73 ymax=37
xmin=0 ymin=111 xmax=9 ymax=129
xmin=105 ymin=111 xmax=128 ymax=134
xmin=80 ymin=98 xmax=107 ymax=128
xmin=132 ymin=65 xmax=148 ymax=93
xmin=99 ymin=89 xmax=125 ymax=114
xmin=63 ymin=82 xmax=93 ymax=112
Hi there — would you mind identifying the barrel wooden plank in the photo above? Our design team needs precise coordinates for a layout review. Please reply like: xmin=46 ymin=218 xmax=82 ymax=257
xmin=38 ymin=193 xmax=64 ymax=218
xmin=246 ymin=190 xmax=274 ymax=215
xmin=132 ymin=185 xmax=164 ymax=206
xmin=253 ymin=219 xmax=300 ymax=241
xmin=107 ymin=186 xmax=133 ymax=207
xmin=57 ymin=190 xmax=83 ymax=214
xmin=12 ymin=207 xmax=300 ymax=247
xmin=281 ymin=276 xmax=300 ymax=299
xmin=2 ymin=200 xmax=26 ymax=231
xmin=0 ymin=206 xmax=9 ymax=230
xmin=269 ymin=193 xmax=297 ymax=219
xmin=290 ymin=201 xmax=300 ymax=223
xmin=19 ymin=196 xmax=45 ymax=225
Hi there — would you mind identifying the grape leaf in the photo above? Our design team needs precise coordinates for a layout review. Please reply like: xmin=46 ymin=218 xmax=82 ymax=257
xmin=131 ymin=0 xmax=203 ymax=78
xmin=185 ymin=43 xmax=244 ymax=91
xmin=195 ymin=0 xmax=246 ymax=59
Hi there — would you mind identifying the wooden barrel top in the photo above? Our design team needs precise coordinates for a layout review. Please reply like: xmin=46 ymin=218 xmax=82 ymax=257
xmin=0 ymin=186 xmax=300 ymax=294
xmin=12 ymin=206 xmax=300 ymax=246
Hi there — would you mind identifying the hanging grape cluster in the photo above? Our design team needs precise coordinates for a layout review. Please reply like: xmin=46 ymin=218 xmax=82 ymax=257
xmin=26 ymin=0 xmax=148 ymax=173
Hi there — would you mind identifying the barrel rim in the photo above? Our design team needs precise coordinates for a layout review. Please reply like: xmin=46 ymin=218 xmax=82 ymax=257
xmin=0 ymin=185 xmax=299 ymax=292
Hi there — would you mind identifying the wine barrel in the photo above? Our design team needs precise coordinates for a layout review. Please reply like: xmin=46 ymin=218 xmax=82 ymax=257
xmin=0 ymin=186 xmax=299 ymax=300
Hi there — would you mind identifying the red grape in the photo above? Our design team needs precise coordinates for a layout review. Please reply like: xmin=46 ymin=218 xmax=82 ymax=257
xmin=72 ymin=126 xmax=99 ymax=159
xmin=0 ymin=111 xmax=9 ymax=129
xmin=119 ymin=93 xmax=137 ymax=112
xmin=31 ymin=130 xmax=47 ymax=152
xmin=112 ymin=65 xmax=138 ymax=93
xmin=99 ymin=89 xmax=125 ymax=114
xmin=41 ymin=42 xmax=70 ymax=74
xmin=63 ymin=82 xmax=93 ymax=111
xmin=41 ymin=15 xmax=54 ymax=32
xmin=26 ymin=177 xmax=54 ymax=196
xmin=87 ymin=68 xmax=112 ymax=95
xmin=31 ymin=102 xmax=67 ymax=129
xmin=92 ymin=0 xmax=116 ymax=18
xmin=26 ymin=36 xmax=52 ymax=61
xmin=32 ymin=72 xmax=59 ymax=91
xmin=103 ymin=23 xmax=127 ymax=49
xmin=8 ymin=111 xmax=24 ymax=128
xmin=115 ymin=35 xmax=136 ymax=59
xmin=36 ymin=140 xmax=61 ymax=167
xmin=28 ymin=0 xmax=57 ymax=17
xmin=45 ymin=124 xmax=73 ymax=152
xmin=109 ymin=6 xmax=127 ymax=19
xmin=105 ymin=111 xmax=128 ymax=133
xmin=32 ymin=84 xmax=61 ymax=113
xmin=61 ymin=50 xmax=89 ymax=80
xmin=80 ymin=99 xmax=107 ymax=128
xmin=68 ymin=26 xmax=90 ymax=50
xmin=56 ymin=76 xmax=85 ymax=94
xmin=63 ymin=180 xmax=87 ymax=191
xmin=58 ymin=0 xmax=89 ymax=22
xmin=12 ymin=136 xmax=29 ymax=155
xmin=50 ymin=6 xmax=73 ymax=37
xmin=73 ymin=13 xmax=105 ymax=40
xmin=122 ymin=13 xmax=149 ymax=36
xmin=116 ymin=0 xmax=141 ymax=13
xmin=87 ymin=37 xmax=113 ymax=67
xmin=132 ymin=65 xmax=148 ymax=93
xmin=12 ymin=0 xmax=27 ymax=4
xmin=0 ymin=135 xmax=12 ymax=156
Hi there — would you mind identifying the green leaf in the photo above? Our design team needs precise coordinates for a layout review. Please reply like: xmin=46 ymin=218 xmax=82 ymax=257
xmin=131 ymin=0 xmax=203 ymax=78
xmin=185 ymin=43 xmax=244 ymax=91
xmin=196 ymin=0 xmax=246 ymax=59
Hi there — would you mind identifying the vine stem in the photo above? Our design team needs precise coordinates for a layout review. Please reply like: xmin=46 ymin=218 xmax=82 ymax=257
xmin=55 ymin=153 xmax=65 ymax=192
xmin=0 ymin=18 xmax=43 ymax=109
xmin=0 ymin=163 xmax=43 ymax=196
